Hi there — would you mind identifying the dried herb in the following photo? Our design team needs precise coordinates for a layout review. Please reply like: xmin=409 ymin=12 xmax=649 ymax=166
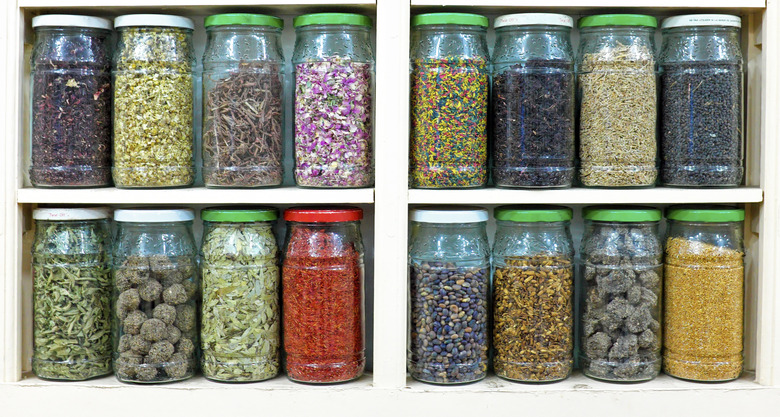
xmin=30 ymin=28 xmax=111 ymax=187
xmin=201 ymin=222 xmax=280 ymax=381
xmin=32 ymin=220 xmax=112 ymax=380
xmin=113 ymin=254 xmax=198 ymax=383
xmin=410 ymin=57 xmax=488 ymax=188
xmin=661 ymin=62 xmax=743 ymax=186
xmin=113 ymin=27 xmax=194 ymax=188
xmin=409 ymin=261 xmax=489 ymax=384
xmin=203 ymin=62 xmax=283 ymax=187
xmin=282 ymin=225 xmax=364 ymax=383
xmin=579 ymin=43 xmax=657 ymax=187
xmin=492 ymin=61 xmax=575 ymax=188
xmin=493 ymin=256 xmax=573 ymax=382
xmin=664 ymin=237 xmax=743 ymax=381
xmin=294 ymin=57 xmax=373 ymax=188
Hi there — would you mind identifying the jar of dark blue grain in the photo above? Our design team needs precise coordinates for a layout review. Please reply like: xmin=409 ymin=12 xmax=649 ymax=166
xmin=408 ymin=207 xmax=490 ymax=384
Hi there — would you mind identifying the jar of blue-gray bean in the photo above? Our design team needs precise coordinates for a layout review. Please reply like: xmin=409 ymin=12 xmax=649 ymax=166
xmin=408 ymin=207 xmax=490 ymax=384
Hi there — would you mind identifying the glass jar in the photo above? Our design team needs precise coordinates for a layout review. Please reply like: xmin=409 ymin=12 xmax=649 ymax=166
xmin=492 ymin=206 xmax=574 ymax=382
xmin=491 ymin=14 xmax=575 ymax=188
xmin=202 ymin=14 xmax=285 ymax=188
xmin=29 ymin=15 xmax=112 ymax=188
xmin=578 ymin=15 xmax=658 ymax=188
xmin=113 ymin=15 xmax=195 ymax=188
xmin=408 ymin=207 xmax=490 ymax=384
xmin=200 ymin=207 xmax=280 ymax=382
xmin=660 ymin=15 xmax=744 ymax=187
xmin=664 ymin=206 xmax=744 ymax=381
xmin=292 ymin=14 xmax=374 ymax=188
xmin=410 ymin=13 xmax=490 ymax=189
xmin=112 ymin=208 xmax=198 ymax=383
xmin=580 ymin=207 xmax=663 ymax=382
xmin=282 ymin=207 xmax=365 ymax=383
xmin=32 ymin=208 xmax=112 ymax=380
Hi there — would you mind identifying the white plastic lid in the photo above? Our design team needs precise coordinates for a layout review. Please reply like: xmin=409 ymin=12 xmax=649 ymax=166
xmin=115 ymin=14 xmax=195 ymax=30
xmin=114 ymin=208 xmax=194 ymax=223
xmin=662 ymin=14 xmax=741 ymax=29
xmin=34 ymin=207 xmax=111 ymax=221
xmin=410 ymin=206 xmax=489 ymax=224
xmin=495 ymin=13 xmax=574 ymax=29
xmin=32 ymin=14 xmax=112 ymax=30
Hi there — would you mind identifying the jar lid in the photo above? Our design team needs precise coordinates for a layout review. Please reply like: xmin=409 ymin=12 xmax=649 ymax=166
xmin=202 ymin=206 xmax=278 ymax=222
xmin=32 ymin=14 xmax=112 ymax=30
xmin=494 ymin=205 xmax=572 ymax=222
xmin=494 ymin=13 xmax=573 ymax=29
xmin=293 ymin=13 xmax=372 ymax=28
xmin=578 ymin=14 xmax=657 ymax=28
xmin=583 ymin=206 xmax=662 ymax=222
xmin=205 ymin=13 xmax=283 ymax=29
xmin=662 ymin=14 xmax=741 ymax=29
xmin=412 ymin=13 xmax=489 ymax=28
xmin=284 ymin=206 xmax=363 ymax=222
xmin=33 ymin=207 xmax=111 ymax=221
xmin=667 ymin=205 xmax=745 ymax=222
xmin=410 ymin=206 xmax=489 ymax=224
xmin=114 ymin=208 xmax=194 ymax=223
xmin=115 ymin=14 xmax=195 ymax=30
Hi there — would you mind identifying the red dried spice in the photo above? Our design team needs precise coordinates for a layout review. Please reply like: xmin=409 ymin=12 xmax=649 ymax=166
xmin=282 ymin=224 xmax=365 ymax=383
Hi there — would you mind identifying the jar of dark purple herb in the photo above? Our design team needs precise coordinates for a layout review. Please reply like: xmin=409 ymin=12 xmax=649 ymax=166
xmin=491 ymin=14 xmax=575 ymax=188
xmin=292 ymin=14 xmax=374 ymax=188
xmin=660 ymin=15 xmax=744 ymax=187
xmin=30 ymin=15 xmax=112 ymax=188
xmin=202 ymin=14 xmax=285 ymax=188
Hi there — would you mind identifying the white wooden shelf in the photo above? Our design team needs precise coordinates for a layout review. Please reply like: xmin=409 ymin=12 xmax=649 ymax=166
xmin=19 ymin=0 xmax=376 ymax=8
xmin=411 ymin=0 xmax=765 ymax=8
xmin=16 ymin=186 xmax=375 ymax=205
xmin=408 ymin=187 xmax=763 ymax=205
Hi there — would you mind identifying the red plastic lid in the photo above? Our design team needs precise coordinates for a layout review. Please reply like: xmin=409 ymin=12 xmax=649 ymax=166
xmin=284 ymin=206 xmax=363 ymax=222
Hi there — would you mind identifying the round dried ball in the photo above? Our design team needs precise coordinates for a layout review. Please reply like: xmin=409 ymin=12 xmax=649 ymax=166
xmin=135 ymin=364 xmax=158 ymax=382
xmin=182 ymin=280 xmax=198 ymax=299
xmin=176 ymin=337 xmax=195 ymax=357
xmin=130 ymin=335 xmax=151 ymax=355
xmin=153 ymin=303 xmax=176 ymax=325
xmin=118 ymin=334 xmax=133 ymax=353
xmin=165 ymin=352 xmax=190 ymax=379
xmin=117 ymin=288 xmax=140 ymax=312
xmin=115 ymin=272 xmax=132 ymax=293
xmin=166 ymin=325 xmax=181 ymax=344
xmin=147 ymin=341 xmax=175 ymax=364
xmin=139 ymin=279 xmax=163 ymax=302
xmin=128 ymin=269 xmax=149 ymax=286
xmin=140 ymin=318 xmax=167 ymax=342
xmin=115 ymin=353 xmax=143 ymax=379
xmin=175 ymin=304 xmax=196 ymax=332
xmin=123 ymin=310 xmax=147 ymax=335
xmin=163 ymin=283 xmax=188 ymax=305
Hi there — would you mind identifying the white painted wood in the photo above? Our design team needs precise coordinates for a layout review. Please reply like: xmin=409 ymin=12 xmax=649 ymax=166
xmin=19 ymin=0 xmax=376 ymax=7
xmin=411 ymin=0 xmax=765 ymax=8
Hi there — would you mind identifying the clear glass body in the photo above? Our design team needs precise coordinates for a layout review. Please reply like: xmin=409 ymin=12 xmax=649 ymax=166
xmin=292 ymin=24 xmax=375 ymax=188
xmin=664 ymin=219 xmax=744 ymax=381
xmin=410 ymin=24 xmax=489 ymax=189
xmin=200 ymin=220 xmax=280 ymax=382
xmin=492 ymin=220 xmax=574 ymax=382
xmin=580 ymin=219 xmax=663 ymax=382
xmin=112 ymin=26 xmax=195 ymax=188
xmin=112 ymin=220 xmax=198 ymax=383
xmin=659 ymin=26 xmax=744 ymax=187
xmin=32 ymin=218 xmax=112 ymax=380
xmin=30 ymin=26 xmax=112 ymax=188
xmin=577 ymin=26 xmax=658 ymax=188
xmin=408 ymin=221 xmax=490 ymax=384
xmin=491 ymin=25 xmax=575 ymax=188
xmin=202 ymin=25 xmax=285 ymax=188
xmin=282 ymin=220 xmax=365 ymax=383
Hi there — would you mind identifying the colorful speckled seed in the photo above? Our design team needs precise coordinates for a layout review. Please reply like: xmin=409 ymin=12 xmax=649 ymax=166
xmin=410 ymin=57 xmax=488 ymax=188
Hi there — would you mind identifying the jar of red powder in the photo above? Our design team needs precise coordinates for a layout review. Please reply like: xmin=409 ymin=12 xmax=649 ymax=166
xmin=282 ymin=206 xmax=365 ymax=383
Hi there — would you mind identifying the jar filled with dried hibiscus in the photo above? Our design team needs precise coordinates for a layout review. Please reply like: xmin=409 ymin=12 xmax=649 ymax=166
xmin=282 ymin=207 xmax=365 ymax=383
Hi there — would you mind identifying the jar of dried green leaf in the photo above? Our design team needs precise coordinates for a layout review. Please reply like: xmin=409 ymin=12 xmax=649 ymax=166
xmin=200 ymin=207 xmax=281 ymax=382
xmin=32 ymin=208 xmax=113 ymax=381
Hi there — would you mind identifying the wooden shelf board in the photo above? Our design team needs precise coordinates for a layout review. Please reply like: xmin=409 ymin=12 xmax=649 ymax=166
xmin=410 ymin=0 xmax=765 ymax=8
xmin=408 ymin=187 xmax=763 ymax=205
xmin=16 ymin=186 xmax=375 ymax=205
xmin=19 ymin=0 xmax=376 ymax=8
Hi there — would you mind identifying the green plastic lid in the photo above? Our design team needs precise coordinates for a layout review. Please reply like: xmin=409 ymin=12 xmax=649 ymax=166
xmin=294 ymin=13 xmax=372 ymax=28
xmin=667 ymin=205 xmax=745 ymax=222
xmin=583 ymin=206 xmax=662 ymax=222
xmin=494 ymin=205 xmax=572 ymax=222
xmin=205 ymin=13 xmax=283 ymax=29
xmin=412 ymin=13 xmax=489 ymax=28
xmin=201 ymin=206 xmax=278 ymax=223
xmin=578 ymin=14 xmax=657 ymax=28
